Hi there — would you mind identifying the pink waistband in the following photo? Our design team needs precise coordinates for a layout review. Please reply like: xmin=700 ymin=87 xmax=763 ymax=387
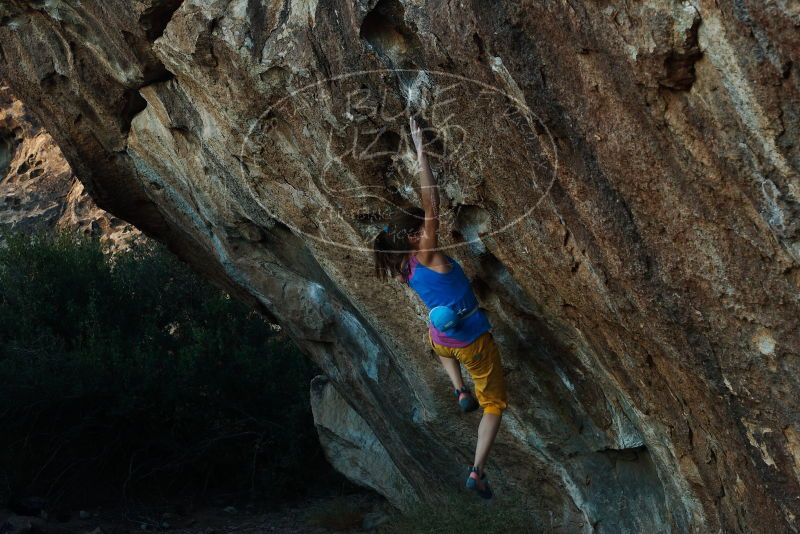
xmin=429 ymin=325 xmax=473 ymax=348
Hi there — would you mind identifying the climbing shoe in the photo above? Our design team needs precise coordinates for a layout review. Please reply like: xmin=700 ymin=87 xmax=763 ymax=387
xmin=454 ymin=386 xmax=479 ymax=412
xmin=466 ymin=466 xmax=492 ymax=499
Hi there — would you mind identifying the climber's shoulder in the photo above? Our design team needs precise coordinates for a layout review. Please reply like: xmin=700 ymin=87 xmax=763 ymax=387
xmin=416 ymin=250 xmax=452 ymax=274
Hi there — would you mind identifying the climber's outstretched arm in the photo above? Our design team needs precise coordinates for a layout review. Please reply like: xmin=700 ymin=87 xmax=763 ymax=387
xmin=409 ymin=116 xmax=439 ymax=259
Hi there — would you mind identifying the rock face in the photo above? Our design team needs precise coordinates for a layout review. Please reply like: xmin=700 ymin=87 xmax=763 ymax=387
xmin=0 ymin=86 xmax=140 ymax=250
xmin=1 ymin=1 xmax=798 ymax=531
xmin=310 ymin=375 xmax=416 ymax=509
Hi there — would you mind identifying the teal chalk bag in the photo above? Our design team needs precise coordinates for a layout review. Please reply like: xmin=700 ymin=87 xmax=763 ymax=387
xmin=428 ymin=305 xmax=479 ymax=333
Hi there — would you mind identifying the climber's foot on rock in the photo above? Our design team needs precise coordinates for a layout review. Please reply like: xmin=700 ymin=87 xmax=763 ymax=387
xmin=454 ymin=387 xmax=479 ymax=412
xmin=466 ymin=466 xmax=492 ymax=499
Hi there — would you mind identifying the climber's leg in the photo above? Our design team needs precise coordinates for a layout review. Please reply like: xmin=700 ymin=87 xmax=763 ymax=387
xmin=458 ymin=332 xmax=507 ymax=477
xmin=430 ymin=333 xmax=477 ymax=410
xmin=474 ymin=411 xmax=502 ymax=471
xmin=437 ymin=354 xmax=465 ymax=390
xmin=466 ymin=411 xmax=500 ymax=498
xmin=428 ymin=331 xmax=465 ymax=390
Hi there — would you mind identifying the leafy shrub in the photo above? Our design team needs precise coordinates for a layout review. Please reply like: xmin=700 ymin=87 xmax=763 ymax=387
xmin=0 ymin=227 xmax=325 ymax=510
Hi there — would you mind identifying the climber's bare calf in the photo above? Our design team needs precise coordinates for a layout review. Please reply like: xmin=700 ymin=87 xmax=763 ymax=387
xmin=438 ymin=355 xmax=465 ymax=391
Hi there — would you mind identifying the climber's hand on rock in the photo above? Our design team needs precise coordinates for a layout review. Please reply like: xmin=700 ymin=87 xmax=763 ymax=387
xmin=409 ymin=115 xmax=424 ymax=154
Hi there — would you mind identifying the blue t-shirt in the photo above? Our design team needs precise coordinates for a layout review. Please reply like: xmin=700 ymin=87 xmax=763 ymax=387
xmin=406 ymin=254 xmax=491 ymax=347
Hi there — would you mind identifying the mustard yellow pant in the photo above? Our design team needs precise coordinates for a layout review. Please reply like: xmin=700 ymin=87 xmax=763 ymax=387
xmin=428 ymin=331 xmax=508 ymax=415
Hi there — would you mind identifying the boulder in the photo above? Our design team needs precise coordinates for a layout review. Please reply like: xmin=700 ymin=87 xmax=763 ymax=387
xmin=310 ymin=375 xmax=416 ymax=510
xmin=1 ymin=0 xmax=798 ymax=530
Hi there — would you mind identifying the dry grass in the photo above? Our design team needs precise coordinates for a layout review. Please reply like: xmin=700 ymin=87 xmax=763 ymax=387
xmin=377 ymin=491 xmax=541 ymax=534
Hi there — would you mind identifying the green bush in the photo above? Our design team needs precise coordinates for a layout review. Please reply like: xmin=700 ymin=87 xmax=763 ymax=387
xmin=0 ymin=227 xmax=324 ymax=510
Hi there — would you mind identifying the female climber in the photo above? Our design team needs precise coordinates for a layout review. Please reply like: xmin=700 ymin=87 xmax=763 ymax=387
xmin=372 ymin=116 xmax=508 ymax=499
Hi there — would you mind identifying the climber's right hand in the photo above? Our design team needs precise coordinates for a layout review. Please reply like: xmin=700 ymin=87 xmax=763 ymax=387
xmin=409 ymin=115 xmax=424 ymax=154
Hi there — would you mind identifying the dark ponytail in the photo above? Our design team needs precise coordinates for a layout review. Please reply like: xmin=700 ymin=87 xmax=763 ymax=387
xmin=373 ymin=206 xmax=426 ymax=282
